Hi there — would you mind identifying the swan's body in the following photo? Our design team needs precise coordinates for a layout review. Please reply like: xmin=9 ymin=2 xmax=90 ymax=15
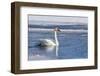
xmin=38 ymin=28 xmax=60 ymax=47
xmin=39 ymin=39 xmax=56 ymax=46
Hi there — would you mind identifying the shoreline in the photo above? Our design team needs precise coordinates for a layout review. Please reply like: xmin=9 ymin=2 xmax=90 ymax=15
xmin=28 ymin=28 xmax=87 ymax=33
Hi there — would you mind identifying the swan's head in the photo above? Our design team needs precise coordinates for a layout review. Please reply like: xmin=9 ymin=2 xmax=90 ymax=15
xmin=54 ymin=27 xmax=61 ymax=32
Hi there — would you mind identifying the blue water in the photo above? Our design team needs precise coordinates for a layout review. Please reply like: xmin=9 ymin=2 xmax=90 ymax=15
xmin=28 ymin=29 xmax=88 ymax=61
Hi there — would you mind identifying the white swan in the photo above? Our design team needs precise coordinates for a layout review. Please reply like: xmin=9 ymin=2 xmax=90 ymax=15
xmin=38 ymin=27 xmax=60 ymax=46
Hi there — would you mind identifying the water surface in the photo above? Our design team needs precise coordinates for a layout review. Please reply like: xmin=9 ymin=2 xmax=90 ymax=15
xmin=28 ymin=29 xmax=88 ymax=60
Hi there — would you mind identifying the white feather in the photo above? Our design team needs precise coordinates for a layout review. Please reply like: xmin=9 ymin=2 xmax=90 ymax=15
xmin=38 ymin=30 xmax=59 ymax=46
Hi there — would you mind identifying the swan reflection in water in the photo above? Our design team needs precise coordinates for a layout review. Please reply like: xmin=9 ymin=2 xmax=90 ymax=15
xmin=28 ymin=45 xmax=59 ymax=60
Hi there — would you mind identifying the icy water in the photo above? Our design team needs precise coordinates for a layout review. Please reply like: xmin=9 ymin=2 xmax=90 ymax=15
xmin=28 ymin=29 xmax=88 ymax=61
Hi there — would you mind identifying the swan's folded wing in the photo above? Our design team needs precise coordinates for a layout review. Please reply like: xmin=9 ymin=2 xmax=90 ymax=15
xmin=39 ymin=39 xmax=56 ymax=46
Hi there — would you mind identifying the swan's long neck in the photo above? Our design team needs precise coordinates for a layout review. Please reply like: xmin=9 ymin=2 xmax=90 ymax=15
xmin=54 ymin=31 xmax=59 ymax=46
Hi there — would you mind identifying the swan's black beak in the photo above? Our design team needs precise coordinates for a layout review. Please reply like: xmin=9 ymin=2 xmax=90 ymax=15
xmin=54 ymin=27 xmax=61 ymax=32
xmin=58 ymin=29 xmax=61 ymax=32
